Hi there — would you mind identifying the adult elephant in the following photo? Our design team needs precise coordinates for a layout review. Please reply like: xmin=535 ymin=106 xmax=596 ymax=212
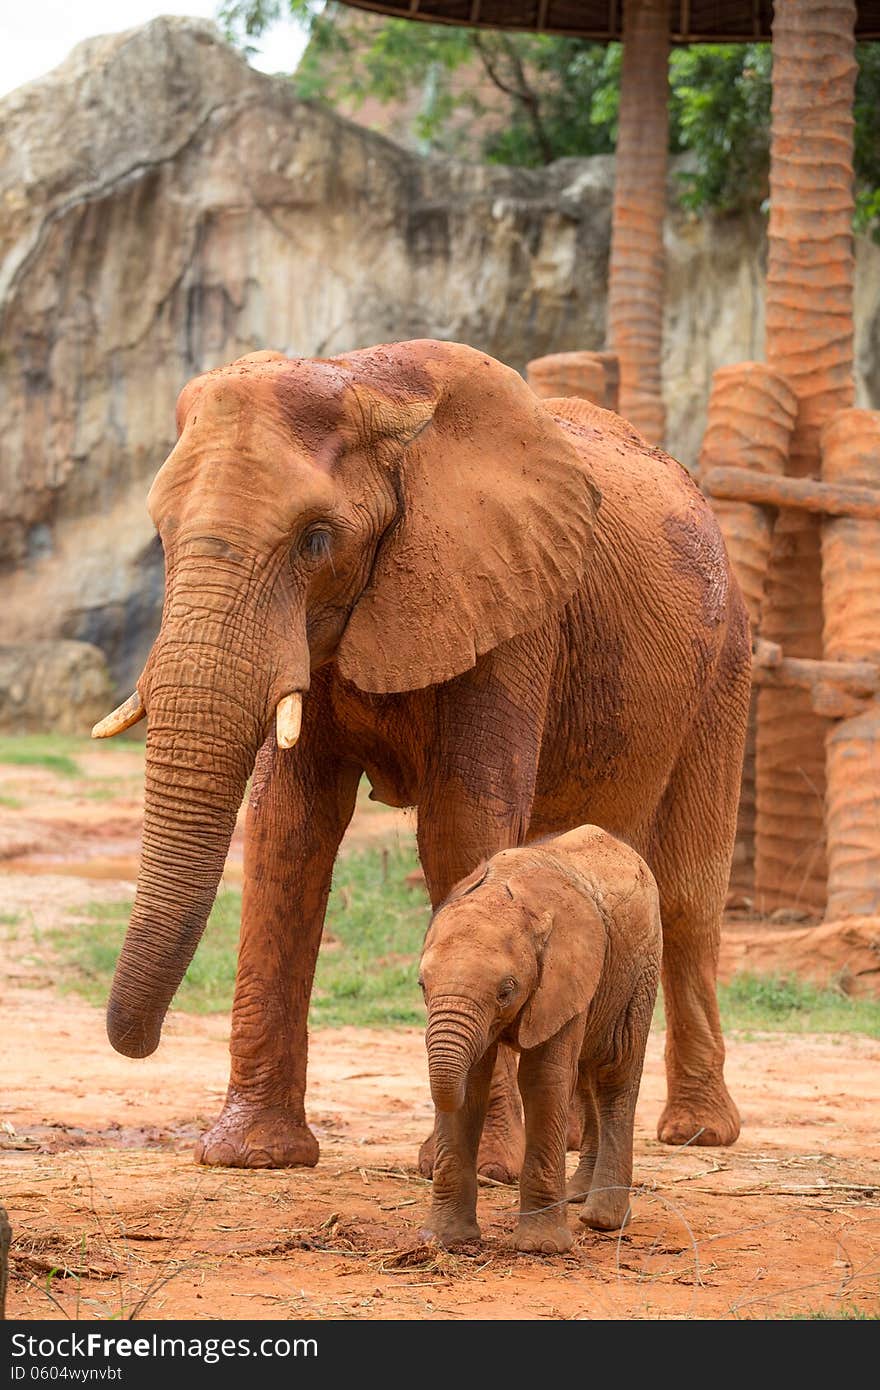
xmin=98 ymin=339 xmax=749 ymax=1178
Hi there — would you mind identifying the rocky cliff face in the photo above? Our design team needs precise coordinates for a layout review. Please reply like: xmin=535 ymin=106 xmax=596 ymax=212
xmin=1 ymin=16 xmax=878 ymax=697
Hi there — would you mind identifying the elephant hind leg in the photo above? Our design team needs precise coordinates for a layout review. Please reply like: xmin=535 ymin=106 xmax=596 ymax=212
xmin=565 ymin=1079 xmax=598 ymax=1201
xmin=649 ymin=680 xmax=747 ymax=1148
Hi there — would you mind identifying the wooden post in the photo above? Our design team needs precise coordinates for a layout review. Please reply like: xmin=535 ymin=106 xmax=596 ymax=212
xmin=698 ymin=363 xmax=796 ymax=901
xmin=702 ymin=468 xmax=880 ymax=521
xmin=757 ymin=0 xmax=857 ymax=916
xmin=607 ymin=0 xmax=669 ymax=445
xmin=526 ymin=351 xmax=619 ymax=410
xmin=822 ymin=410 xmax=880 ymax=917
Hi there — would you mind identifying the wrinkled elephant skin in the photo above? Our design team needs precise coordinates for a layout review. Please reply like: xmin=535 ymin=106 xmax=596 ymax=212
xmin=104 ymin=340 xmax=749 ymax=1180
xmin=420 ymin=826 xmax=662 ymax=1248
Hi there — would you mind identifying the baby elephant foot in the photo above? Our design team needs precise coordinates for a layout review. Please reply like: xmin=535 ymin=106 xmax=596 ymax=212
xmin=578 ymin=1191 xmax=632 ymax=1233
xmin=195 ymin=1100 xmax=319 ymax=1169
xmin=565 ymin=1158 xmax=596 ymax=1204
xmin=657 ymin=1086 xmax=740 ymax=1148
xmin=420 ymin=1212 xmax=481 ymax=1247
xmin=514 ymin=1218 xmax=573 ymax=1255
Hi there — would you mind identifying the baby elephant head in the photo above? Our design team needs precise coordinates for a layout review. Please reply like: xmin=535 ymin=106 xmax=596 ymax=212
xmin=418 ymin=855 xmax=605 ymax=1112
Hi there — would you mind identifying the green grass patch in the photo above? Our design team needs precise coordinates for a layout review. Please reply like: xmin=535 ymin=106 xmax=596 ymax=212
xmin=52 ymin=843 xmax=430 ymax=1027
xmin=652 ymin=970 xmax=880 ymax=1037
xmin=48 ymin=871 xmax=880 ymax=1036
xmin=0 ymin=732 xmax=102 ymax=776
xmin=717 ymin=972 xmax=880 ymax=1037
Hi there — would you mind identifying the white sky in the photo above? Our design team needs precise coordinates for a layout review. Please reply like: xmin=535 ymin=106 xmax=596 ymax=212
xmin=0 ymin=3 xmax=308 ymax=98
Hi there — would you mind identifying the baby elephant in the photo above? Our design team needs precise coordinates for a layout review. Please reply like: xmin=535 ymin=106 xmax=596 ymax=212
xmin=419 ymin=825 xmax=661 ymax=1253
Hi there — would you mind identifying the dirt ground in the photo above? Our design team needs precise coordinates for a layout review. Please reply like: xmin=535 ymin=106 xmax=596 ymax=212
xmin=1 ymin=745 xmax=879 ymax=1320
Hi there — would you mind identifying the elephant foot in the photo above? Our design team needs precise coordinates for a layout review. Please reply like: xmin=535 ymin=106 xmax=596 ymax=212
xmin=194 ymin=1101 xmax=319 ymax=1169
xmin=657 ymin=1085 xmax=740 ymax=1148
xmin=565 ymin=1156 xmax=596 ymax=1204
xmin=417 ymin=1119 xmax=524 ymax=1185
xmin=578 ymin=1190 xmax=632 ymax=1233
xmin=514 ymin=1219 xmax=573 ymax=1255
xmin=419 ymin=1214 xmax=481 ymax=1247
xmin=476 ymin=1119 xmax=525 ymax=1184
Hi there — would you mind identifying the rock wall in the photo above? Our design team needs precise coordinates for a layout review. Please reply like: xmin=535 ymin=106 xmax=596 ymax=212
xmin=0 ymin=642 xmax=112 ymax=735
xmin=1 ymin=16 xmax=879 ymax=696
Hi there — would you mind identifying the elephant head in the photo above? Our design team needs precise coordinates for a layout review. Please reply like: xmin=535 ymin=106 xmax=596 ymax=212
xmin=419 ymin=850 xmax=606 ymax=1111
xmin=95 ymin=340 xmax=600 ymax=1058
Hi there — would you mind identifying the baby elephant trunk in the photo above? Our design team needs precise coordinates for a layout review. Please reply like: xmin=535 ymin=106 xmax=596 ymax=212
xmin=425 ymin=999 xmax=488 ymax=1112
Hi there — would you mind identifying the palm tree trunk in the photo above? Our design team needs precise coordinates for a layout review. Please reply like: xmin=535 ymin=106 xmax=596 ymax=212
xmin=607 ymin=0 xmax=669 ymax=446
xmin=756 ymin=0 xmax=857 ymax=916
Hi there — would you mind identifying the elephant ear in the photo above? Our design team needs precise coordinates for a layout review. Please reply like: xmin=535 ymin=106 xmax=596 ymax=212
xmin=516 ymin=892 xmax=606 ymax=1051
xmin=336 ymin=341 xmax=601 ymax=694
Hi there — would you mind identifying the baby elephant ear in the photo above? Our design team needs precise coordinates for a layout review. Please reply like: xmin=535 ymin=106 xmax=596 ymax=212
xmin=517 ymin=901 xmax=605 ymax=1051
xmin=336 ymin=340 xmax=600 ymax=695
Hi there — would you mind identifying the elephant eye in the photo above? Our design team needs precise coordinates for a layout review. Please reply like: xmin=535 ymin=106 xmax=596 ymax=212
xmin=300 ymin=528 xmax=332 ymax=562
xmin=497 ymin=978 xmax=517 ymax=1003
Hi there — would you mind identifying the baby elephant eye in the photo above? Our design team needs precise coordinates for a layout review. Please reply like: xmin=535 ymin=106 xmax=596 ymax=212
xmin=497 ymin=978 xmax=517 ymax=1003
xmin=300 ymin=528 xmax=332 ymax=561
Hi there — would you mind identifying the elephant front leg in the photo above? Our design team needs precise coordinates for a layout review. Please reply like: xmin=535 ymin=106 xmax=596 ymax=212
xmin=195 ymin=732 xmax=360 ymax=1169
xmin=415 ymin=636 xmax=552 ymax=1184
xmin=421 ymin=1046 xmax=495 ymax=1247
xmin=514 ymin=1022 xmax=581 ymax=1254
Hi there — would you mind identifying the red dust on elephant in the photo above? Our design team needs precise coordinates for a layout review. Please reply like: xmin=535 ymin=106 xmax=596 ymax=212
xmin=93 ymin=339 xmax=750 ymax=1180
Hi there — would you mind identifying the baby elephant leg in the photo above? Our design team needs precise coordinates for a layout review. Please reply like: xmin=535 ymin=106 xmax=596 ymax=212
xmin=515 ymin=1020 xmax=582 ymax=1254
xmin=578 ymin=978 xmax=655 ymax=1232
xmin=421 ymin=1046 xmax=496 ymax=1246
xmin=566 ymin=1075 xmax=600 ymax=1202
xmin=577 ymin=1076 xmax=639 ymax=1232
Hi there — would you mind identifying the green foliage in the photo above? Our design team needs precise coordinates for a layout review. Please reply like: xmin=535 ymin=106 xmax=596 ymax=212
xmin=51 ymin=843 xmax=430 ymax=1027
xmin=218 ymin=4 xmax=880 ymax=231
xmin=51 ymin=862 xmax=880 ymax=1038
xmin=669 ymin=45 xmax=771 ymax=214
xmin=717 ymin=972 xmax=880 ymax=1037
xmin=854 ymin=43 xmax=880 ymax=240
xmin=480 ymin=38 xmax=620 ymax=167
xmin=0 ymin=735 xmax=82 ymax=777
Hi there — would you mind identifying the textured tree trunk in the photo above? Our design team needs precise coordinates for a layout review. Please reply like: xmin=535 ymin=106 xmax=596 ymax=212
xmin=526 ymin=351 xmax=619 ymax=410
xmin=756 ymin=0 xmax=857 ymax=916
xmin=822 ymin=410 xmax=880 ymax=918
xmin=606 ymin=0 xmax=669 ymax=445
xmin=699 ymin=364 xmax=797 ymax=902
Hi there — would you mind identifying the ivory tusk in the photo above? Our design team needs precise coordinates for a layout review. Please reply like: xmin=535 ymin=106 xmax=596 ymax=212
xmin=276 ymin=692 xmax=303 ymax=749
xmin=91 ymin=690 xmax=146 ymax=739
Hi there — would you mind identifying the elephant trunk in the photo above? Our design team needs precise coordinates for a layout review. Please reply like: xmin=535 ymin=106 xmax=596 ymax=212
xmin=425 ymin=999 xmax=489 ymax=1112
xmin=107 ymin=555 xmax=276 ymax=1058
